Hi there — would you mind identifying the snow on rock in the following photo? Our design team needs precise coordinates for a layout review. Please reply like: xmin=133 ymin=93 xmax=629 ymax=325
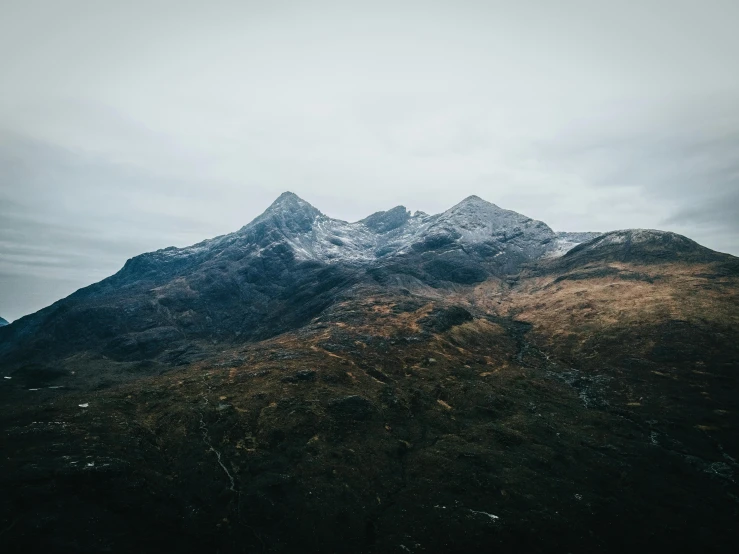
xmin=568 ymin=229 xmax=708 ymax=256
xmin=226 ymin=193 xmax=560 ymax=268
xmin=111 ymin=194 xmax=702 ymax=288
xmin=546 ymin=232 xmax=603 ymax=258
xmin=119 ymin=193 xmax=563 ymax=272
xmin=112 ymin=193 xmax=572 ymax=279
xmin=106 ymin=193 xmax=718 ymax=288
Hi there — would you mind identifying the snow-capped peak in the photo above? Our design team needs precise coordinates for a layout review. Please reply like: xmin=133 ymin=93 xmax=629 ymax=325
xmin=457 ymin=195 xmax=488 ymax=205
xmin=262 ymin=191 xmax=322 ymax=218
xmin=115 ymin=195 xmax=622 ymax=280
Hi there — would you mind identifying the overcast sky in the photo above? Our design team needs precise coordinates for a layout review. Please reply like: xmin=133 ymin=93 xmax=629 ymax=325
xmin=1 ymin=0 xmax=738 ymax=321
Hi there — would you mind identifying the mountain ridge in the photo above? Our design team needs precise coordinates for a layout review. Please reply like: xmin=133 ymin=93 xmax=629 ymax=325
xmin=111 ymin=192 xmax=572 ymax=272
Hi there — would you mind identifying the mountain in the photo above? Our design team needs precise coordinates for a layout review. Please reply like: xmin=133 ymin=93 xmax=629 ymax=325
xmin=1 ymin=193 xmax=738 ymax=554
xmin=0 ymin=193 xmax=571 ymax=384
xmin=0 ymin=316 xmax=8 ymax=327
xmin=553 ymin=229 xmax=738 ymax=268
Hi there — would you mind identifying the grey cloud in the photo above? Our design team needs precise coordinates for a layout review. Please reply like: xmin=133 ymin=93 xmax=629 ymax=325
xmin=517 ymin=96 xmax=739 ymax=254
xmin=0 ymin=134 xmax=246 ymax=320
xmin=664 ymin=188 xmax=739 ymax=229
xmin=1 ymin=0 xmax=738 ymax=320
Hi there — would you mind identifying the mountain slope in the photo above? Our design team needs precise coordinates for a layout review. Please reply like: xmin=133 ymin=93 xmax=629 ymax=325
xmin=1 ymin=193 xmax=738 ymax=553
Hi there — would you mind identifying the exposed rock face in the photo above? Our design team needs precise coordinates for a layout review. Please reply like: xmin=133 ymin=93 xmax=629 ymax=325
xmin=230 ymin=193 xmax=558 ymax=272
xmin=367 ymin=196 xmax=558 ymax=285
xmin=419 ymin=306 xmax=474 ymax=333
xmin=360 ymin=205 xmax=411 ymax=233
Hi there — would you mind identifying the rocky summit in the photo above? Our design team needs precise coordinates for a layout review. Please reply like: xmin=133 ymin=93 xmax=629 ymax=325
xmin=1 ymin=193 xmax=738 ymax=553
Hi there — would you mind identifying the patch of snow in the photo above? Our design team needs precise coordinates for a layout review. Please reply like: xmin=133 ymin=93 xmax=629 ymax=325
xmin=545 ymin=232 xmax=603 ymax=258
xmin=111 ymin=194 xmax=624 ymax=281
xmin=79 ymin=403 xmax=89 ymax=408
xmin=582 ymin=229 xmax=687 ymax=251
xmin=246 ymin=194 xmax=559 ymax=266
xmin=467 ymin=509 xmax=500 ymax=521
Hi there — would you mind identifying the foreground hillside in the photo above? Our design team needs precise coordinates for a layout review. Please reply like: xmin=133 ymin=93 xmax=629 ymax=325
xmin=1 ymin=195 xmax=738 ymax=553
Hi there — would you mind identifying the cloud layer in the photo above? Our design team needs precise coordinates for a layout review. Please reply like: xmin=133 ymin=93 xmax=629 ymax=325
xmin=1 ymin=0 xmax=738 ymax=320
